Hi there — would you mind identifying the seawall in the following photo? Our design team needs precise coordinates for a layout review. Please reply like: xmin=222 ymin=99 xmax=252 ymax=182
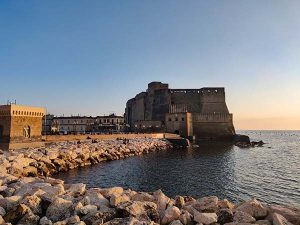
xmin=0 ymin=138 xmax=299 ymax=225
xmin=42 ymin=133 xmax=180 ymax=143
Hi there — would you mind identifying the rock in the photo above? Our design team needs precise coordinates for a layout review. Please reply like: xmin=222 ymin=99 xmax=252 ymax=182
xmin=17 ymin=210 xmax=40 ymax=225
xmin=85 ymin=189 xmax=110 ymax=208
xmin=99 ymin=187 xmax=123 ymax=199
xmin=40 ymin=216 xmax=53 ymax=225
xmin=23 ymin=166 xmax=38 ymax=177
xmin=161 ymin=206 xmax=181 ymax=224
xmin=175 ymin=196 xmax=185 ymax=209
xmin=154 ymin=190 xmax=170 ymax=217
xmin=110 ymin=193 xmax=130 ymax=207
xmin=193 ymin=196 xmax=219 ymax=213
xmin=102 ymin=217 xmax=138 ymax=225
xmin=66 ymin=183 xmax=86 ymax=196
xmin=81 ymin=210 xmax=117 ymax=225
xmin=194 ymin=212 xmax=218 ymax=224
xmin=170 ymin=220 xmax=184 ymax=225
xmin=14 ymin=157 xmax=36 ymax=168
xmin=0 ymin=195 xmax=22 ymax=211
xmin=132 ymin=192 xmax=155 ymax=202
xmin=46 ymin=197 xmax=73 ymax=222
xmin=0 ymin=215 xmax=4 ymax=224
xmin=21 ymin=195 xmax=42 ymax=214
xmin=217 ymin=208 xmax=234 ymax=225
xmin=234 ymin=211 xmax=256 ymax=223
xmin=267 ymin=204 xmax=300 ymax=225
xmin=273 ymin=213 xmax=293 ymax=225
xmin=66 ymin=215 xmax=80 ymax=224
xmin=234 ymin=199 xmax=267 ymax=219
xmin=0 ymin=206 xmax=6 ymax=216
xmin=179 ymin=210 xmax=193 ymax=225
xmin=79 ymin=205 xmax=98 ymax=215
xmin=256 ymin=220 xmax=271 ymax=225
xmin=218 ymin=199 xmax=235 ymax=210
xmin=3 ymin=204 xmax=30 ymax=224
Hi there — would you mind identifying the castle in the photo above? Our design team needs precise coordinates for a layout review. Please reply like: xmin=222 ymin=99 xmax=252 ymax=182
xmin=125 ymin=82 xmax=235 ymax=140
xmin=0 ymin=104 xmax=45 ymax=150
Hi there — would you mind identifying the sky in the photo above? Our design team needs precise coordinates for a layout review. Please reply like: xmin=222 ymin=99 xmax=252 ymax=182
xmin=0 ymin=0 xmax=300 ymax=130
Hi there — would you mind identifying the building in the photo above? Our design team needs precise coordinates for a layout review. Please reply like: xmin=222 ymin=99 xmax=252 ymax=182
xmin=42 ymin=114 xmax=54 ymax=135
xmin=51 ymin=116 xmax=94 ymax=134
xmin=0 ymin=104 xmax=45 ymax=150
xmin=93 ymin=114 xmax=124 ymax=133
xmin=125 ymin=82 xmax=235 ymax=140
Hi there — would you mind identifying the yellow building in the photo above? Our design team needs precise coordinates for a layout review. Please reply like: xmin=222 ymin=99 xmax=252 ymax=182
xmin=0 ymin=104 xmax=45 ymax=150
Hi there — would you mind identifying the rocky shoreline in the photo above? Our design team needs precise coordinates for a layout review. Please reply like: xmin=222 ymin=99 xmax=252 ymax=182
xmin=0 ymin=138 xmax=299 ymax=225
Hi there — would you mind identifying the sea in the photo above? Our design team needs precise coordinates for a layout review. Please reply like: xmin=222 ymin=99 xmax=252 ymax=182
xmin=54 ymin=130 xmax=300 ymax=207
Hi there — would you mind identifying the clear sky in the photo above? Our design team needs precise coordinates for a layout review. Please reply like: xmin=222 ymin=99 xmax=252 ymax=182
xmin=1 ymin=0 xmax=300 ymax=130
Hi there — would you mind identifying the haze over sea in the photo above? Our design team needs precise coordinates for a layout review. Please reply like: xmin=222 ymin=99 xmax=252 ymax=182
xmin=54 ymin=130 xmax=300 ymax=208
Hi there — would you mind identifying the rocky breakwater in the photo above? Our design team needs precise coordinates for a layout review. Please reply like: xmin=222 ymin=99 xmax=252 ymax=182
xmin=0 ymin=138 xmax=171 ymax=177
xmin=0 ymin=175 xmax=299 ymax=225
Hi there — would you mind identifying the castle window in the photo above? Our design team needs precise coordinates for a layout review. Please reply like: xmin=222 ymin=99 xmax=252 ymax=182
xmin=175 ymin=118 xmax=178 ymax=121
xmin=168 ymin=118 xmax=171 ymax=122
xmin=182 ymin=118 xmax=184 ymax=121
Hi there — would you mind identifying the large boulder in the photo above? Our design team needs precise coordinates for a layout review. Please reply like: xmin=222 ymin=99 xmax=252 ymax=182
xmin=98 ymin=187 xmax=123 ymax=199
xmin=267 ymin=204 xmax=300 ymax=225
xmin=153 ymin=190 xmax=170 ymax=218
xmin=110 ymin=193 xmax=130 ymax=207
xmin=85 ymin=189 xmax=110 ymax=208
xmin=0 ymin=195 xmax=22 ymax=211
xmin=65 ymin=183 xmax=86 ymax=196
xmin=161 ymin=206 xmax=181 ymax=225
xmin=132 ymin=192 xmax=155 ymax=202
xmin=179 ymin=210 xmax=193 ymax=225
xmin=194 ymin=212 xmax=218 ymax=224
xmin=21 ymin=195 xmax=42 ymax=214
xmin=273 ymin=213 xmax=294 ymax=225
xmin=234 ymin=199 xmax=267 ymax=219
xmin=193 ymin=196 xmax=219 ymax=213
xmin=217 ymin=208 xmax=234 ymax=225
xmin=234 ymin=211 xmax=256 ymax=223
xmin=3 ymin=204 xmax=30 ymax=224
xmin=22 ymin=166 xmax=38 ymax=177
xmin=0 ymin=206 xmax=6 ymax=216
xmin=46 ymin=197 xmax=73 ymax=222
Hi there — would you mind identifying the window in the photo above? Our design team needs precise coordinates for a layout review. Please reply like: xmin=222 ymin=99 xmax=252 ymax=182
xmin=68 ymin=120 xmax=70 ymax=124
xmin=175 ymin=118 xmax=178 ymax=121
xmin=182 ymin=118 xmax=184 ymax=121
xmin=168 ymin=118 xmax=172 ymax=122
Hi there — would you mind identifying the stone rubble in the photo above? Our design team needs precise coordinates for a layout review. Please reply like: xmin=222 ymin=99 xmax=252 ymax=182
xmin=0 ymin=138 xmax=299 ymax=224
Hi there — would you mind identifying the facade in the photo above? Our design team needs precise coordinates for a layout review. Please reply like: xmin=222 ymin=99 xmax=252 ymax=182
xmin=51 ymin=114 xmax=124 ymax=134
xmin=125 ymin=82 xmax=235 ymax=140
xmin=93 ymin=114 xmax=124 ymax=133
xmin=51 ymin=116 xmax=94 ymax=134
xmin=0 ymin=104 xmax=45 ymax=150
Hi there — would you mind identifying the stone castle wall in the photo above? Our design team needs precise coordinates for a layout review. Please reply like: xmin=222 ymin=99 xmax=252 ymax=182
xmin=125 ymin=82 xmax=235 ymax=139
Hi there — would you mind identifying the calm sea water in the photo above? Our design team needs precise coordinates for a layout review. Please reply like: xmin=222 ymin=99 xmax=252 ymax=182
xmin=54 ymin=131 xmax=300 ymax=207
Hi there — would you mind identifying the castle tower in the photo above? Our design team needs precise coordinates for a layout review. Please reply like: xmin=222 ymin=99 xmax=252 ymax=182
xmin=0 ymin=104 xmax=45 ymax=150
